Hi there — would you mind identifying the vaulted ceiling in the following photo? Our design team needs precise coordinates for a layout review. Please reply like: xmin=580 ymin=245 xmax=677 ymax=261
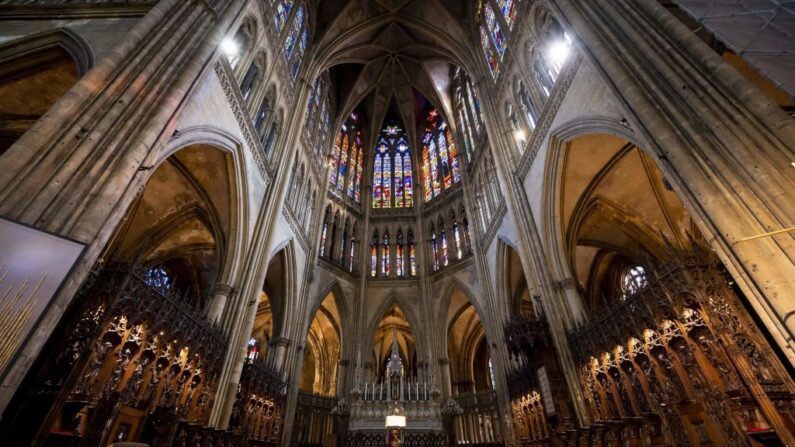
xmin=308 ymin=0 xmax=481 ymax=146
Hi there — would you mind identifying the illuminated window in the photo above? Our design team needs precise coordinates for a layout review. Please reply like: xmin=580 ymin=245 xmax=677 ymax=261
xmin=282 ymin=4 xmax=308 ymax=78
xmin=408 ymin=231 xmax=417 ymax=276
xmin=370 ymin=231 xmax=378 ymax=277
xmin=396 ymin=230 xmax=405 ymax=277
xmin=478 ymin=0 xmax=519 ymax=77
xmin=372 ymin=124 xmax=414 ymax=208
xmin=382 ymin=230 xmax=390 ymax=277
xmin=440 ymin=226 xmax=449 ymax=267
xmin=274 ymin=0 xmax=293 ymax=32
xmin=328 ymin=113 xmax=364 ymax=202
xmin=247 ymin=338 xmax=259 ymax=362
xmin=431 ymin=226 xmax=439 ymax=272
xmin=144 ymin=267 xmax=172 ymax=294
xmin=421 ymin=108 xmax=461 ymax=202
xmin=621 ymin=265 xmax=648 ymax=298
xmin=453 ymin=221 xmax=463 ymax=260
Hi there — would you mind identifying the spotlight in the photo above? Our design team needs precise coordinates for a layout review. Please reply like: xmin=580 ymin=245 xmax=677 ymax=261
xmin=221 ymin=37 xmax=239 ymax=57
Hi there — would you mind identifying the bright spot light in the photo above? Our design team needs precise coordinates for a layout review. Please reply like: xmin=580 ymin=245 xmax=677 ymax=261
xmin=514 ymin=129 xmax=527 ymax=142
xmin=221 ymin=37 xmax=239 ymax=56
xmin=547 ymin=39 xmax=571 ymax=68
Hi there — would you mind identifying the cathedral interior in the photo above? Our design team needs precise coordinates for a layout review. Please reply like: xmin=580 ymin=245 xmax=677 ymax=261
xmin=0 ymin=0 xmax=794 ymax=446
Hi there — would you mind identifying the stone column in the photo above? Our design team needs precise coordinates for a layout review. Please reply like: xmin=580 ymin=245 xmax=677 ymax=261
xmin=439 ymin=358 xmax=452 ymax=397
xmin=0 ymin=0 xmax=244 ymax=414
xmin=549 ymin=0 xmax=795 ymax=367
xmin=207 ymin=283 xmax=235 ymax=324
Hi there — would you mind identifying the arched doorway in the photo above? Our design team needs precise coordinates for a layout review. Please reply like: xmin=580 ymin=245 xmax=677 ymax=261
xmin=0 ymin=143 xmax=239 ymax=445
xmin=293 ymin=292 xmax=343 ymax=446
xmin=445 ymin=286 xmax=502 ymax=444
xmin=553 ymin=132 xmax=795 ymax=445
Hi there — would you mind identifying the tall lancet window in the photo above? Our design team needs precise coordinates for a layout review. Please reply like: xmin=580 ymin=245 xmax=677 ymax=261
xmin=274 ymin=0 xmax=293 ymax=32
xmin=396 ymin=230 xmax=405 ymax=277
xmin=478 ymin=0 xmax=522 ymax=77
xmin=283 ymin=3 xmax=308 ymax=78
xmin=431 ymin=225 xmax=439 ymax=272
xmin=408 ymin=230 xmax=417 ymax=276
xmin=382 ymin=230 xmax=390 ymax=277
xmin=421 ymin=108 xmax=461 ymax=202
xmin=372 ymin=123 xmax=414 ymax=208
xmin=370 ymin=231 xmax=379 ymax=277
xmin=328 ymin=113 xmax=364 ymax=202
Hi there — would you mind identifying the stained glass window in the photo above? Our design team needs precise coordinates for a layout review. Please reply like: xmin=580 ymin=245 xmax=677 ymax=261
xmin=431 ymin=227 xmax=439 ymax=272
xmin=479 ymin=0 xmax=520 ymax=78
xmin=497 ymin=0 xmax=518 ymax=29
xmin=284 ymin=5 xmax=304 ymax=59
xmin=408 ymin=231 xmax=417 ymax=276
xmin=441 ymin=226 xmax=449 ymax=267
xmin=247 ymin=338 xmax=259 ymax=362
xmin=275 ymin=0 xmax=293 ymax=32
xmin=621 ymin=266 xmax=648 ymax=298
xmin=421 ymin=108 xmax=461 ymax=202
xmin=329 ymin=114 xmax=364 ymax=202
xmin=453 ymin=221 xmax=463 ymax=260
xmin=370 ymin=231 xmax=378 ymax=277
xmin=382 ymin=231 xmax=390 ymax=277
xmin=396 ymin=230 xmax=405 ymax=277
xmin=144 ymin=267 xmax=172 ymax=294
xmin=372 ymin=123 xmax=414 ymax=208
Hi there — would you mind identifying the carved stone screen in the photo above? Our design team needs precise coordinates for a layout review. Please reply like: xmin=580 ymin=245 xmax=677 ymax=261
xmin=0 ymin=218 xmax=84 ymax=377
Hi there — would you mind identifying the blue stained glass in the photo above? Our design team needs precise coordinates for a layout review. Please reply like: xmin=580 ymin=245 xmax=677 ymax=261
xmin=275 ymin=0 xmax=293 ymax=31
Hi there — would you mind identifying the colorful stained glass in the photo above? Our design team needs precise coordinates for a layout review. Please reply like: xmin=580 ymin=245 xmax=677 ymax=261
xmin=275 ymin=0 xmax=293 ymax=31
xmin=320 ymin=221 xmax=328 ymax=256
xmin=441 ymin=228 xmax=449 ymax=266
xmin=346 ymin=143 xmax=358 ymax=198
xmin=409 ymin=239 xmax=417 ymax=276
xmin=371 ymin=232 xmax=378 ymax=277
xmin=480 ymin=26 xmax=500 ymax=77
xmin=336 ymin=134 xmax=349 ymax=192
xmin=431 ymin=230 xmax=439 ymax=271
xmin=421 ymin=109 xmax=461 ymax=201
xmin=446 ymin=128 xmax=461 ymax=182
xmin=422 ymin=144 xmax=432 ymax=202
xmin=354 ymin=143 xmax=363 ymax=202
xmin=437 ymin=127 xmax=451 ymax=188
xmin=382 ymin=153 xmax=391 ymax=208
xmin=484 ymin=2 xmax=506 ymax=58
xmin=382 ymin=232 xmax=390 ymax=276
xmin=328 ymin=133 xmax=341 ymax=185
xmin=403 ymin=148 xmax=413 ymax=207
xmin=394 ymin=152 xmax=404 ymax=207
xmin=453 ymin=222 xmax=462 ymax=259
xmin=373 ymin=152 xmax=383 ymax=206
xmin=284 ymin=6 xmax=304 ymax=59
xmin=497 ymin=0 xmax=518 ymax=29
xmin=371 ymin=124 xmax=413 ymax=208
xmin=396 ymin=232 xmax=404 ymax=277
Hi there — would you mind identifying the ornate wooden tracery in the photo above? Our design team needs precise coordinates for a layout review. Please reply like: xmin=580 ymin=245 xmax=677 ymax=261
xmin=3 ymin=267 xmax=228 ymax=446
xmin=567 ymin=242 xmax=795 ymax=446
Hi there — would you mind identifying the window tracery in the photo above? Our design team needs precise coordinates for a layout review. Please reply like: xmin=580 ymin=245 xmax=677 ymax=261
xmin=453 ymin=70 xmax=483 ymax=162
xmin=620 ymin=265 xmax=648 ymax=298
xmin=328 ymin=113 xmax=364 ymax=203
xmin=282 ymin=3 xmax=308 ymax=78
xmin=421 ymin=108 xmax=461 ymax=202
xmin=144 ymin=266 xmax=172 ymax=294
xmin=274 ymin=0 xmax=293 ymax=32
xmin=478 ymin=0 xmax=522 ymax=77
xmin=373 ymin=124 xmax=414 ymax=208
